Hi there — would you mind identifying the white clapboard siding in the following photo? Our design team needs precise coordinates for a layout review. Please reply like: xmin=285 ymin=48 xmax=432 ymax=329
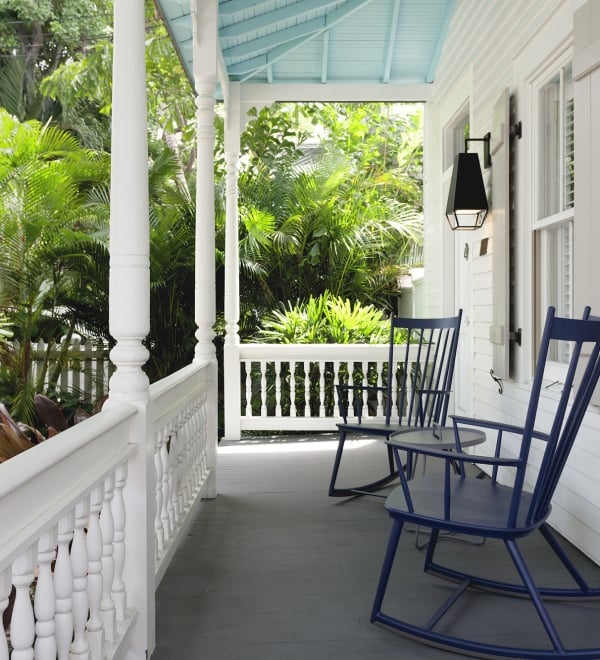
xmin=426 ymin=0 xmax=600 ymax=563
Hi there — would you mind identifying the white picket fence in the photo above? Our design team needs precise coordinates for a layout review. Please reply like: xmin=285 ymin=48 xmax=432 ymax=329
xmin=29 ymin=336 xmax=112 ymax=404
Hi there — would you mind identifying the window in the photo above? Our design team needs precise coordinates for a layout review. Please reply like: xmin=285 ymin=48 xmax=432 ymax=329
xmin=443 ymin=110 xmax=469 ymax=171
xmin=533 ymin=61 xmax=574 ymax=364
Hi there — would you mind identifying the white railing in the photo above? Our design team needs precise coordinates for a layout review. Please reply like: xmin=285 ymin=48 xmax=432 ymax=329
xmin=225 ymin=343 xmax=395 ymax=439
xmin=30 ymin=337 xmax=112 ymax=404
xmin=150 ymin=361 xmax=217 ymax=583
xmin=0 ymin=403 xmax=138 ymax=660
xmin=0 ymin=359 xmax=217 ymax=659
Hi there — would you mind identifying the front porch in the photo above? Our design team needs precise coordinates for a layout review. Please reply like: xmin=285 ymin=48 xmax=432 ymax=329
xmin=152 ymin=434 xmax=600 ymax=659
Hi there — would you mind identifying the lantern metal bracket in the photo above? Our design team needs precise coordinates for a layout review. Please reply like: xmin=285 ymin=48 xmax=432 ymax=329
xmin=465 ymin=132 xmax=491 ymax=168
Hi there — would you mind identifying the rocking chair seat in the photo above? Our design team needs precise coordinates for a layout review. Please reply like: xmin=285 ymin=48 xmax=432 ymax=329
xmin=385 ymin=470 xmax=540 ymax=538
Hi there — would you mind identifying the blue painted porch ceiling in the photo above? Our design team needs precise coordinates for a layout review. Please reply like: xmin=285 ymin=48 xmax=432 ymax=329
xmin=156 ymin=0 xmax=456 ymax=96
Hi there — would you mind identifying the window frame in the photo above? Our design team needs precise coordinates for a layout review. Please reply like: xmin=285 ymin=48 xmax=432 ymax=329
xmin=531 ymin=51 xmax=575 ymax=380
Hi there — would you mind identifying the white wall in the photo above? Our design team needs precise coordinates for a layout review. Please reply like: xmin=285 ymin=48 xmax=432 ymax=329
xmin=425 ymin=0 xmax=600 ymax=563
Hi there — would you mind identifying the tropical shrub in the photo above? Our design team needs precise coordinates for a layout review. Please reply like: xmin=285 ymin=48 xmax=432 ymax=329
xmin=258 ymin=292 xmax=391 ymax=344
xmin=247 ymin=293 xmax=405 ymax=419
xmin=0 ymin=109 xmax=111 ymax=423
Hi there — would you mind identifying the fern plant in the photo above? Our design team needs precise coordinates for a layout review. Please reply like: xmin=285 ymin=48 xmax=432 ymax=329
xmin=258 ymin=291 xmax=391 ymax=344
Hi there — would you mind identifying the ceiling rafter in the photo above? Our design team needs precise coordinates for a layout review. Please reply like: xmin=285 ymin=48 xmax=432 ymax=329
xmin=226 ymin=0 xmax=375 ymax=78
xmin=383 ymin=0 xmax=402 ymax=84
xmin=219 ymin=0 xmax=274 ymax=17
xmin=219 ymin=0 xmax=341 ymax=40
xmin=223 ymin=16 xmax=329 ymax=60
xmin=426 ymin=0 xmax=457 ymax=82
xmin=321 ymin=30 xmax=330 ymax=84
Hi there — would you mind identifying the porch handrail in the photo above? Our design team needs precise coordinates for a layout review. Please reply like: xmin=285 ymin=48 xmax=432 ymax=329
xmin=0 ymin=403 xmax=137 ymax=573
xmin=0 ymin=358 xmax=216 ymax=659
xmin=0 ymin=402 xmax=138 ymax=659
xmin=150 ymin=360 xmax=217 ymax=583
xmin=224 ymin=343 xmax=419 ymax=440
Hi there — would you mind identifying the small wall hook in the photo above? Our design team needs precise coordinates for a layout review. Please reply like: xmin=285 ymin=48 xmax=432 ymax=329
xmin=490 ymin=369 xmax=503 ymax=395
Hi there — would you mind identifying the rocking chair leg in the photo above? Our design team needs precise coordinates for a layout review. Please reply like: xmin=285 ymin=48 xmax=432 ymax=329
xmin=371 ymin=519 xmax=404 ymax=622
xmin=386 ymin=442 xmax=395 ymax=474
xmin=539 ymin=523 xmax=596 ymax=595
xmin=329 ymin=432 xmax=399 ymax=497
xmin=328 ymin=431 xmax=347 ymax=496
xmin=505 ymin=539 xmax=566 ymax=655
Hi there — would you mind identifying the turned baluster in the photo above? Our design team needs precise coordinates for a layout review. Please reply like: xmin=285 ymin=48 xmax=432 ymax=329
xmin=166 ymin=423 xmax=177 ymax=532
xmin=290 ymin=360 xmax=297 ymax=417
xmin=99 ymin=475 xmax=116 ymax=641
xmin=275 ymin=360 xmax=282 ymax=417
xmin=260 ymin=360 xmax=267 ymax=416
xmin=0 ymin=567 xmax=10 ymax=660
xmin=318 ymin=362 xmax=325 ymax=417
xmin=35 ymin=528 xmax=58 ymax=659
xmin=86 ymin=484 xmax=104 ymax=660
xmin=10 ymin=546 xmax=35 ymax=660
xmin=112 ymin=463 xmax=128 ymax=622
xmin=55 ymin=513 xmax=74 ymax=660
xmin=70 ymin=499 xmax=90 ymax=659
xmin=244 ymin=362 xmax=252 ymax=416
xmin=154 ymin=428 xmax=165 ymax=556
xmin=161 ymin=422 xmax=173 ymax=542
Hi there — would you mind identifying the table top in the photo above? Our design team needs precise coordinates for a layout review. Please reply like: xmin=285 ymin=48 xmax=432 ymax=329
xmin=388 ymin=426 xmax=485 ymax=450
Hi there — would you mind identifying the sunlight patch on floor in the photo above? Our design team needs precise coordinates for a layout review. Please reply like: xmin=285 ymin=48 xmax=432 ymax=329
xmin=218 ymin=438 xmax=377 ymax=454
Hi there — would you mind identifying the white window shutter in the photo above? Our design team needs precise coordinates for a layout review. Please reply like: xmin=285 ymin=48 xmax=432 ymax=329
xmin=490 ymin=88 xmax=511 ymax=380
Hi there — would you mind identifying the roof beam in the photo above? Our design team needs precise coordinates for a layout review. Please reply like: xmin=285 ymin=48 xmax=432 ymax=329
xmin=383 ymin=0 xmax=401 ymax=84
xmin=223 ymin=16 xmax=328 ymax=59
xmin=219 ymin=0 xmax=273 ymax=17
xmin=220 ymin=0 xmax=341 ymax=39
xmin=426 ymin=0 xmax=457 ymax=82
xmin=238 ymin=82 xmax=432 ymax=103
xmin=226 ymin=0 xmax=375 ymax=78
xmin=321 ymin=30 xmax=329 ymax=84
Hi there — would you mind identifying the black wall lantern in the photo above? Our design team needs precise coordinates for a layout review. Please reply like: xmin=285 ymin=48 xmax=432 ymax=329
xmin=446 ymin=132 xmax=491 ymax=230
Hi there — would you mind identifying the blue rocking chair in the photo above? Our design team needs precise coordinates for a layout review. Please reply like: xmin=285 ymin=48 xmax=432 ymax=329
xmin=371 ymin=306 xmax=600 ymax=658
xmin=328 ymin=311 xmax=462 ymax=497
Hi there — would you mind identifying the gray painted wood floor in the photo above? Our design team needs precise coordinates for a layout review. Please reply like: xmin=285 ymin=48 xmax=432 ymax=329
xmin=151 ymin=434 xmax=600 ymax=660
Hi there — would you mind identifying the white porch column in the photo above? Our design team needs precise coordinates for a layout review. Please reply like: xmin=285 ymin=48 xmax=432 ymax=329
xmin=224 ymin=82 xmax=242 ymax=441
xmin=193 ymin=0 xmax=218 ymax=361
xmin=109 ymin=0 xmax=154 ymax=657
xmin=192 ymin=0 xmax=219 ymax=492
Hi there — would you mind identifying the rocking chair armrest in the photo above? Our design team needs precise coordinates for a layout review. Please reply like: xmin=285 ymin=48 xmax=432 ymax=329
xmin=384 ymin=440 xmax=523 ymax=468
xmin=336 ymin=383 xmax=387 ymax=423
xmin=449 ymin=415 xmax=551 ymax=443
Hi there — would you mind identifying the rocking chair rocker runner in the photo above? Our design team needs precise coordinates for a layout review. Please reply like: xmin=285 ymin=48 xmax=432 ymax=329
xmin=371 ymin=306 xmax=600 ymax=659
xmin=328 ymin=311 xmax=462 ymax=497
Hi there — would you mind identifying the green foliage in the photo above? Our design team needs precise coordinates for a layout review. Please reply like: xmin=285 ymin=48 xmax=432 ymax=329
xmin=221 ymin=151 xmax=422 ymax=339
xmin=304 ymin=102 xmax=424 ymax=209
xmin=144 ymin=146 xmax=197 ymax=381
xmin=0 ymin=0 xmax=113 ymax=120
xmin=41 ymin=4 xmax=197 ymax=158
xmin=0 ymin=109 xmax=110 ymax=421
xmin=258 ymin=292 xmax=391 ymax=344
xmin=213 ymin=102 xmax=424 ymax=340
